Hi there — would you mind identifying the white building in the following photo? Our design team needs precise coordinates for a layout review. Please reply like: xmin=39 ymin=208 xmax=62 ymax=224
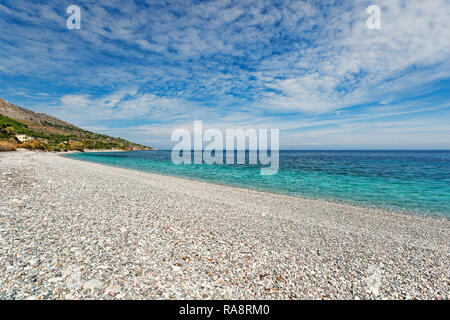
xmin=15 ymin=134 xmax=33 ymax=142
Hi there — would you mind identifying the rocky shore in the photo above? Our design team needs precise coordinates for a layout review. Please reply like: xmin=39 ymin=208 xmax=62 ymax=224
xmin=0 ymin=151 xmax=449 ymax=299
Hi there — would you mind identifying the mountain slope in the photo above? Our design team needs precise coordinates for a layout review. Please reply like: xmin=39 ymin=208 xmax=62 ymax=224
xmin=0 ymin=98 xmax=153 ymax=151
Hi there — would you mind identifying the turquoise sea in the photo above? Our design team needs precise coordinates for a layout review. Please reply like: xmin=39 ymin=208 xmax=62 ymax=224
xmin=65 ymin=150 xmax=450 ymax=217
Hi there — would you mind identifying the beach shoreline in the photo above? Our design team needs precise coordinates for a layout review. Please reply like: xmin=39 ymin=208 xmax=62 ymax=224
xmin=1 ymin=150 xmax=449 ymax=299
xmin=64 ymin=151 xmax=449 ymax=221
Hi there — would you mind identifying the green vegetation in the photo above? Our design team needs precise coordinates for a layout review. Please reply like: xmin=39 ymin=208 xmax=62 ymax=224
xmin=0 ymin=114 xmax=151 ymax=152
xmin=19 ymin=140 xmax=46 ymax=150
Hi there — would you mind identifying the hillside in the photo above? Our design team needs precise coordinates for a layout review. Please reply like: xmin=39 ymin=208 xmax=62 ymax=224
xmin=0 ymin=98 xmax=153 ymax=152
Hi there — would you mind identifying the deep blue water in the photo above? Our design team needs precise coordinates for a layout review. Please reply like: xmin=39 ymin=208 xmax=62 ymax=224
xmin=65 ymin=150 xmax=450 ymax=217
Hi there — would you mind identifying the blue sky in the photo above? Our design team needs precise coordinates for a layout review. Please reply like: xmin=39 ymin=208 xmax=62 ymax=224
xmin=0 ymin=0 xmax=449 ymax=149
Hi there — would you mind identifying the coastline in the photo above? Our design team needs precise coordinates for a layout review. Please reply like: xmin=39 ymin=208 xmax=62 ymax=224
xmin=66 ymin=150 xmax=450 ymax=219
xmin=78 ymin=149 xmax=128 ymax=153
xmin=1 ymin=150 xmax=449 ymax=299
xmin=13 ymin=148 xmax=129 ymax=154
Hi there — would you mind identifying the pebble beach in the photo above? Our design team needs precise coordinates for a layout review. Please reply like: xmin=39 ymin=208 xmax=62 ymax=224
xmin=0 ymin=150 xmax=449 ymax=299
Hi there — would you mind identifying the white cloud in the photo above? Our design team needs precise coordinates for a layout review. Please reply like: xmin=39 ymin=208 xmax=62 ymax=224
xmin=54 ymin=89 xmax=194 ymax=124
xmin=255 ymin=0 xmax=450 ymax=113
xmin=60 ymin=95 xmax=91 ymax=108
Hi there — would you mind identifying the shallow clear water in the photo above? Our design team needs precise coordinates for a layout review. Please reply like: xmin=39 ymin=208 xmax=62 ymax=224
xmin=65 ymin=150 xmax=450 ymax=217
